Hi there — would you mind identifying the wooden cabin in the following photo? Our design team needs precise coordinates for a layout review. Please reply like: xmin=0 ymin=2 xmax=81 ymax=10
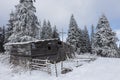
xmin=5 ymin=39 xmax=74 ymax=67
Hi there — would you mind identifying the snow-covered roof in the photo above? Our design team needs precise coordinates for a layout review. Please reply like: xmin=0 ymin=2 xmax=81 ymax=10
xmin=5 ymin=38 xmax=59 ymax=46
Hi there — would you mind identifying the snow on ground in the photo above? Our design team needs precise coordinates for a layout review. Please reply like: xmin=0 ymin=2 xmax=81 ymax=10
xmin=59 ymin=57 xmax=120 ymax=80
xmin=0 ymin=54 xmax=120 ymax=80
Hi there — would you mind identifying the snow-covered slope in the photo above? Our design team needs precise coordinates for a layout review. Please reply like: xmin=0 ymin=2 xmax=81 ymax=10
xmin=60 ymin=58 xmax=120 ymax=80
xmin=0 ymin=54 xmax=120 ymax=80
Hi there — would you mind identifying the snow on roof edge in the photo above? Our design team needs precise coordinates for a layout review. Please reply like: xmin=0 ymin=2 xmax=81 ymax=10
xmin=5 ymin=38 xmax=60 ymax=46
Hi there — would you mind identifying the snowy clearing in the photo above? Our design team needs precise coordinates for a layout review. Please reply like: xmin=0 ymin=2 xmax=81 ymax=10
xmin=0 ymin=54 xmax=120 ymax=80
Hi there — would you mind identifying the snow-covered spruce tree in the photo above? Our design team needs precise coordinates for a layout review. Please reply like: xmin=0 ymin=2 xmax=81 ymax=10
xmin=118 ymin=45 xmax=120 ymax=56
xmin=91 ymin=25 xmax=95 ymax=54
xmin=94 ymin=15 xmax=118 ymax=57
xmin=0 ymin=27 xmax=3 ymax=52
xmin=37 ymin=20 xmax=41 ymax=39
xmin=40 ymin=20 xmax=52 ymax=39
xmin=52 ymin=25 xmax=60 ymax=39
xmin=80 ymin=30 xmax=87 ymax=53
xmin=40 ymin=20 xmax=47 ymax=39
xmin=47 ymin=21 xmax=52 ymax=38
xmin=81 ymin=26 xmax=91 ymax=53
xmin=85 ymin=26 xmax=91 ymax=53
xmin=0 ymin=26 xmax=5 ymax=52
xmin=66 ymin=14 xmax=79 ymax=51
xmin=76 ymin=28 xmax=83 ymax=54
xmin=8 ymin=0 xmax=39 ymax=43
xmin=6 ymin=11 xmax=15 ymax=42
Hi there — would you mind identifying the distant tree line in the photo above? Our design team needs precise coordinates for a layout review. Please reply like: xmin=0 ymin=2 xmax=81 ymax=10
xmin=67 ymin=14 xmax=119 ymax=57
xmin=66 ymin=15 xmax=91 ymax=54
xmin=0 ymin=26 xmax=5 ymax=52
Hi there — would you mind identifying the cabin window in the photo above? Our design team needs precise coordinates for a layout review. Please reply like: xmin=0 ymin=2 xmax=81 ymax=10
xmin=58 ymin=41 xmax=62 ymax=45
xmin=48 ymin=46 xmax=51 ymax=50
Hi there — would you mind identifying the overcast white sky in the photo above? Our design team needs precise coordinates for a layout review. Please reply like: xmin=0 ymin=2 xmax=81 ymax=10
xmin=0 ymin=0 xmax=120 ymax=42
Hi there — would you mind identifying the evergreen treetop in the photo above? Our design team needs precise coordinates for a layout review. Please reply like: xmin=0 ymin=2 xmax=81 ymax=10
xmin=67 ymin=14 xmax=79 ymax=51
xmin=8 ymin=0 xmax=39 ymax=42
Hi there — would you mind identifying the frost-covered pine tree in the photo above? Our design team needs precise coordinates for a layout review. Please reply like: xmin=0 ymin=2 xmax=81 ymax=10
xmin=91 ymin=25 xmax=94 ymax=45
xmin=41 ymin=20 xmax=52 ymax=39
xmin=52 ymin=25 xmax=59 ymax=39
xmin=66 ymin=14 xmax=79 ymax=51
xmin=81 ymin=26 xmax=91 ymax=53
xmin=76 ymin=28 xmax=83 ymax=54
xmin=47 ymin=21 xmax=52 ymax=38
xmin=118 ymin=44 xmax=120 ymax=56
xmin=85 ymin=26 xmax=91 ymax=53
xmin=0 ymin=26 xmax=5 ymax=52
xmin=41 ymin=20 xmax=47 ymax=39
xmin=91 ymin=25 xmax=95 ymax=54
xmin=94 ymin=14 xmax=118 ymax=57
xmin=36 ymin=20 xmax=41 ymax=39
xmin=8 ymin=0 xmax=39 ymax=43
xmin=0 ymin=27 xmax=3 ymax=52
xmin=6 ymin=11 xmax=15 ymax=42
xmin=80 ymin=30 xmax=86 ymax=53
